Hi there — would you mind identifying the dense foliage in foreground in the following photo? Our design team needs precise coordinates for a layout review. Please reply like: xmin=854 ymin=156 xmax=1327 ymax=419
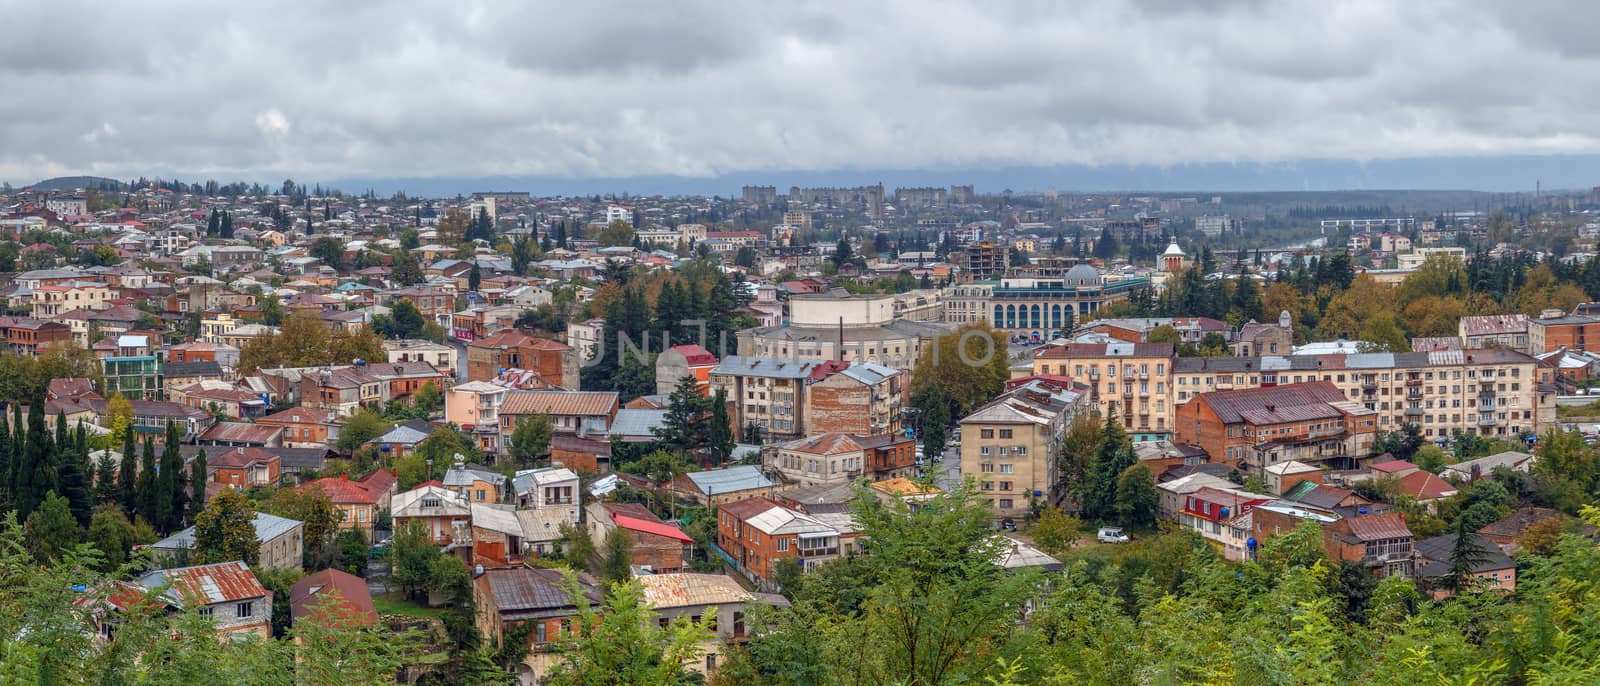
xmin=710 ymin=483 xmax=1600 ymax=686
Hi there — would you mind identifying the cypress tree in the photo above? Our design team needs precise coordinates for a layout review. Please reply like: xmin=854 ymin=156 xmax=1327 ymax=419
xmin=117 ymin=426 xmax=137 ymax=515
xmin=136 ymin=436 xmax=158 ymax=522
xmin=159 ymin=421 xmax=186 ymax=532
xmin=189 ymin=452 xmax=207 ymax=524
xmin=0 ymin=416 xmax=11 ymax=510
xmin=15 ymin=394 xmax=54 ymax=522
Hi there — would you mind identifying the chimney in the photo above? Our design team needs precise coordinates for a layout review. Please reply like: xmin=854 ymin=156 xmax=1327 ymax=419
xmin=837 ymin=316 xmax=845 ymax=363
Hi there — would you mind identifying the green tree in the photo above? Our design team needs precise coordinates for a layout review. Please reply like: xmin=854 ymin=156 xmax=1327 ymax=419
xmin=706 ymin=388 xmax=735 ymax=465
xmin=654 ymin=375 xmax=710 ymax=462
xmin=390 ymin=520 xmax=437 ymax=599
xmin=335 ymin=407 xmax=392 ymax=454
xmin=412 ymin=381 xmax=444 ymax=416
xmin=1081 ymin=410 xmax=1134 ymax=522
xmin=264 ymin=486 xmax=341 ymax=567
xmin=86 ymin=504 xmax=144 ymax=571
xmin=1113 ymin=463 xmax=1159 ymax=529
xmin=292 ymin=594 xmax=421 ymax=685
xmin=310 ymin=236 xmax=345 ymax=269
xmin=908 ymin=323 xmax=1010 ymax=420
xmin=542 ymin=575 xmax=713 ymax=686
xmin=194 ymin=488 xmax=260 ymax=565
xmin=24 ymin=491 xmax=81 ymax=563
xmin=597 ymin=220 xmax=635 ymax=247
xmin=509 ymin=414 xmax=554 ymax=468
xmin=919 ymin=387 xmax=948 ymax=460
xmin=135 ymin=436 xmax=158 ymax=522
xmin=188 ymin=452 xmax=207 ymax=523
xmin=599 ymin=525 xmax=633 ymax=584
xmin=1029 ymin=505 xmax=1080 ymax=555
xmin=1445 ymin=518 xmax=1494 ymax=592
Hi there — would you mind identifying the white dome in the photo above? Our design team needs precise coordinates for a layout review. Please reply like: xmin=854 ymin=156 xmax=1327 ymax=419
xmin=1162 ymin=241 xmax=1185 ymax=257
xmin=1065 ymin=263 xmax=1101 ymax=287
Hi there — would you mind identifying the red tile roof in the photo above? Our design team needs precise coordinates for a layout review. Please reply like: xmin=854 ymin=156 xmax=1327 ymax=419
xmin=669 ymin=344 xmax=718 ymax=367
xmin=611 ymin=514 xmax=694 ymax=543
xmin=300 ymin=471 xmax=392 ymax=505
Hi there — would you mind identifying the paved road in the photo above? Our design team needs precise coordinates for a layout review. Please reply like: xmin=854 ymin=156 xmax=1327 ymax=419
xmin=932 ymin=443 xmax=962 ymax=491
xmin=447 ymin=337 xmax=469 ymax=382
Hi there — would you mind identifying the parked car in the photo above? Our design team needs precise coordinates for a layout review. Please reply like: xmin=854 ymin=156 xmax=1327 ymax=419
xmin=1097 ymin=527 xmax=1130 ymax=544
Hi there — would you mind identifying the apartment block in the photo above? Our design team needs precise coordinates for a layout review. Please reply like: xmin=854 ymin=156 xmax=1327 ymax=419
xmin=958 ymin=377 xmax=1089 ymax=519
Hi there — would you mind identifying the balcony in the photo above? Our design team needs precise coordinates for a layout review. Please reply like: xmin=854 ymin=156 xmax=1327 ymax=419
xmin=1477 ymin=402 xmax=1496 ymax=412
xmin=1308 ymin=427 xmax=1346 ymax=439
xmin=1405 ymin=377 xmax=1422 ymax=386
xmin=1406 ymin=389 xmax=1422 ymax=399
xmin=1403 ymin=406 xmax=1423 ymax=417
xmin=797 ymin=546 xmax=839 ymax=558
xmin=1122 ymin=387 xmax=1133 ymax=397
xmin=1361 ymin=379 xmax=1378 ymax=390
xmin=1477 ymin=415 xmax=1497 ymax=426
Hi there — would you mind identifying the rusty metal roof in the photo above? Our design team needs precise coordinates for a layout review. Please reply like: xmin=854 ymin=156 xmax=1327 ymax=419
xmin=637 ymin=573 xmax=752 ymax=609
xmin=135 ymin=561 xmax=268 ymax=607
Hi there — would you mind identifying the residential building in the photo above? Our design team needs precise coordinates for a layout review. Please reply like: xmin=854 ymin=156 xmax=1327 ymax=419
xmin=290 ymin=568 xmax=378 ymax=626
xmin=384 ymin=339 xmax=458 ymax=377
xmin=585 ymin=502 xmax=692 ymax=573
xmin=669 ymin=465 xmax=777 ymax=508
xmin=0 ymin=316 xmax=72 ymax=355
xmin=472 ymin=565 xmax=601 ymax=661
xmin=1414 ymin=533 xmax=1516 ymax=598
xmin=565 ymin=318 xmax=605 ymax=362
xmin=1168 ymin=349 xmax=1551 ymax=440
xmin=256 ymin=407 xmax=341 ymax=449
xmin=466 ymin=330 xmax=578 ymax=389
xmin=1324 ymin=513 xmax=1415 ymax=578
xmin=637 ymin=573 xmax=780 ymax=644
xmin=444 ymin=462 xmax=510 ymax=504
xmin=655 ymin=344 xmax=719 ymax=396
xmin=1032 ymin=342 xmax=1174 ymax=440
xmin=297 ymin=470 xmax=397 ymax=543
xmin=717 ymin=497 xmax=845 ymax=590
xmin=498 ymin=390 xmax=618 ymax=436
xmin=1460 ymin=314 xmax=1532 ymax=353
xmin=1529 ymin=312 xmax=1600 ymax=354
xmin=148 ymin=512 xmax=304 ymax=571
xmin=771 ymin=433 xmax=868 ymax=488
xmin=446 ymin=381 xmax=510 ymax=454
xmin=958 ymin=377 xmax=1088 ymax=519
xmin=514 ymin=467 xmax=581 ymax=523
xmin=1171 ymin=381 xmax=1377 ymax=471
xmin=392 ymin=484 xmax=473 ymax=545
xmin=804 ymin=362 xmax=903 ymax=437
xmin=207 ymin=446 xmax=283 ymax=489
xmin=710 ymin=356 xmax=830 ymax=440
xmin=100 ymin=335 xmax=162 ymax=400
xmin=122 ymin=562 xmax=273 ymax=638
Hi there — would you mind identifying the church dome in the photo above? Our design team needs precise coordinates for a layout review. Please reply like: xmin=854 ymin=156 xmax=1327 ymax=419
xmin=1162 ymin=240 xmax=1185 ymax=257
xmin=1065 ymin=263 xmax=1101 ymax=287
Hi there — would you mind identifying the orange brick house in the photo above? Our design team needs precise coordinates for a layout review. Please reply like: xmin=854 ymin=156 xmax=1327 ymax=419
xmin=256 ymin=406 xmax=341 ymax=449
xmin=1173 ymin=381 xmax=1377 ymax=472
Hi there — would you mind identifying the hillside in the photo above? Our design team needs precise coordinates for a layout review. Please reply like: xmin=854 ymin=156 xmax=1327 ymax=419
xmin=25 ymin=176 xmax=126 ymax=192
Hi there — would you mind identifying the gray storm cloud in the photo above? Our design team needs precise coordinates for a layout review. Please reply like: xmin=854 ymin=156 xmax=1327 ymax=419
xmin=3 ymin=0 xmax=1599 ymax=183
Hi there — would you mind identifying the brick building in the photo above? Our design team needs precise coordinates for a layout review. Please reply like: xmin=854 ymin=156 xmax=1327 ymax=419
xmin=585 ymin=502 xmax=692 ymax=573
xmin=466 ymin=330 xmax=578 ymax=390
xmin=1172 ymin=381 xmax=1377 ymax=472
xmin=804 ymin=362 xmax=903 ymax=437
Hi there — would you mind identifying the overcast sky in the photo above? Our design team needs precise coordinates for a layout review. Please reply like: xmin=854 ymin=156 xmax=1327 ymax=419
xmin=5 ymin=0 xmax=1600 ymax=187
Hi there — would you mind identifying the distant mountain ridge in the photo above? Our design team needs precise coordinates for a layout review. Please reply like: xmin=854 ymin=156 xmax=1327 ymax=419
xmin=26 ymin=176 xmax=127 ymax=192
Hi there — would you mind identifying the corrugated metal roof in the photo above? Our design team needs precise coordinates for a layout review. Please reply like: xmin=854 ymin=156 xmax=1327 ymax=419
xmin=135 ymin=561 xmax=268 ymax=606
xmin=500 ymin=390 xmax=619 ymax=417
xmin=637 ymin=573 xmax=751 ymax=609
xmin=150 ymin=512 xmax=302 ymax=552
xmin=608 ymin=409 xmax=669 ymax=438
xmin=682 ymin=466 xmax=773 ymax=494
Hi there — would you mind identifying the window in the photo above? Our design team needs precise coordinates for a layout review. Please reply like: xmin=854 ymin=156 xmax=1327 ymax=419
xmin=998 ymin=429 xmax=1013 ymax=439
xmin=980 ymin=463 xmax=994 ymax=473
xmin=998 ymin=499 xmax=1013 ymax=509
xmin=999 ymin=481 xmax=1012 ymax=491
xmin=198 ymin=606 xmax=214 ymax=617
xmin=236 ymin=602 xmax=253 ymax=618
xmin=980 ymin=429 xmax=994 ymax=439
xmin=999 ymin=464 xmax=1014 ymax=474
xmin=776 ymin=538 xmax=789 ymax=552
